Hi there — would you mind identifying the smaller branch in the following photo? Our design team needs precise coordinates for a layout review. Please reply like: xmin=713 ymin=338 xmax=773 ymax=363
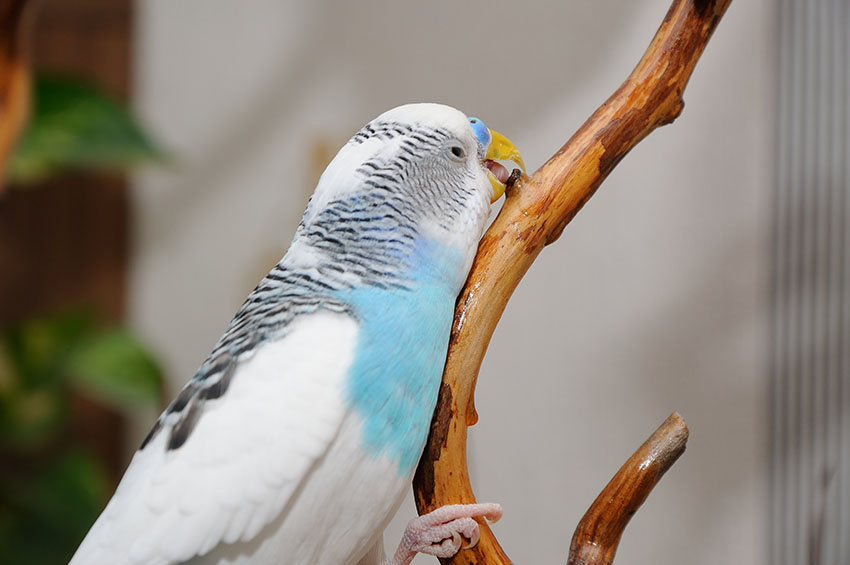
xmin=568 ymin=412 xmax=689 ymax=565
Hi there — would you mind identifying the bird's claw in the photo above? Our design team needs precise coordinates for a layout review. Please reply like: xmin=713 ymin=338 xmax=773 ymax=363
xmin=389 ymin=503 xmax=502 ymax=564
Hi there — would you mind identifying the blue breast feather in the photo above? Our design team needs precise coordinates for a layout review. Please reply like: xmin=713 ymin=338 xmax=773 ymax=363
xmin=337 ymin=239 xmax=464 ymax=477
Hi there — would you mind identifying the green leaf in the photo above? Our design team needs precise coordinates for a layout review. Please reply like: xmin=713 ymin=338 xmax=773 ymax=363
xmin=8 ymin=74 xmax=165 ymax=184
xmin=0 ymin=312 xmax=93 ymax=447
xmin=4 ymin=311 xmax=93 ymax=388
xmin=0 ymin=383 xmax=65 ymax=448
xmin=65 ymin=329 xmax=162 ymax=411
xmin=0 ymin=451 xmax=109 ymax=564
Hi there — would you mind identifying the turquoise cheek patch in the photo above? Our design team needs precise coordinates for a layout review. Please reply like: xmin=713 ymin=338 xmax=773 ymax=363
xmin=469 ymin=117 xmax=491 ymax=150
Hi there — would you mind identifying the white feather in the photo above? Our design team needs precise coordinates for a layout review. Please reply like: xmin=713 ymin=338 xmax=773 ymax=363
xmin=189 ymin=410 xmax=410 ymax=564
xmin=70 ymin=310 xmax=359 ymax=565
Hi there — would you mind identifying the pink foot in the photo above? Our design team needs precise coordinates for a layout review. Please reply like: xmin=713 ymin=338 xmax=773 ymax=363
xmin=386 ymin=503 xmax=502 ymax=565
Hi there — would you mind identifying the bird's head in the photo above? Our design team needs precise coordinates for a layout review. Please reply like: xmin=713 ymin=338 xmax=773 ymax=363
xmin=354 ymin=104 xmax=524 ymax=241
xmin=294 ymin=103 xmax=523 ymax=288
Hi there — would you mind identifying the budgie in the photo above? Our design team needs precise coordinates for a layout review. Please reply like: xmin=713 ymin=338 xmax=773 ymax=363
xmin=69 ymin=103 xmax=524 ymax=565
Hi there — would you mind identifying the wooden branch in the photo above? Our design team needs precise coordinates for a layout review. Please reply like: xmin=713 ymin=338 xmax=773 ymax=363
xmin=413 ymin=0 xmax=732 ymax=563
xmin=0 ymin=0 xmax=35 ymax=188
xmin=568 ymin=413 xmax=689 ymax=565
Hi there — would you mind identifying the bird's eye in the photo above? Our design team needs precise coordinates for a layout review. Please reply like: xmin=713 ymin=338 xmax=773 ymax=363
xmin=450 ymin=146 xmax=465 ymax=159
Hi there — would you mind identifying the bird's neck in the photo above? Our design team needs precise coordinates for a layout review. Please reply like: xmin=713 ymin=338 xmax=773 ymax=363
xmin=282 ymin=210 xmax=475 ymax=477
xmin=286 ymin=200 xmax=472 ymax=295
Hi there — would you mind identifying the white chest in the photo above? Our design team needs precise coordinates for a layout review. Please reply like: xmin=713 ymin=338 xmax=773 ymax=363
xmin=192 ymin=413 xmax=412 ymax=564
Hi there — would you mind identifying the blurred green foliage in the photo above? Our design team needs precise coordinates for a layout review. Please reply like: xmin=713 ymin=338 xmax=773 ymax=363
xmin=1 ymin=72 xmax=166 ymax=562
xmin=7 ymin=74 xmax=164 ymax=184
xmin=0 ymin=312 xmax=163 ymax=563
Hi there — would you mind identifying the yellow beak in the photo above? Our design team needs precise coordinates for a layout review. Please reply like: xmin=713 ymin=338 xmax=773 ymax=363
xmin=485 ymin=129 xmax=525 ymax=202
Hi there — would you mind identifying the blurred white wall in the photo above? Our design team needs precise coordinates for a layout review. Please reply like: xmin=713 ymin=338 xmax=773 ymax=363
xmin=131 ymin=1 xmax=774 ymax=563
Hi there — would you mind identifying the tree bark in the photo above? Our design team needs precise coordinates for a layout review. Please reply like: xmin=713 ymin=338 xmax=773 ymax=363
xmin=413 ymin=0 xmax=733 ymax=563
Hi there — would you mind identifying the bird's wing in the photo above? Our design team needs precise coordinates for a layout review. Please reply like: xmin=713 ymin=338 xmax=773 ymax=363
xmin=70 ymin=309 xmax=360 ymax=565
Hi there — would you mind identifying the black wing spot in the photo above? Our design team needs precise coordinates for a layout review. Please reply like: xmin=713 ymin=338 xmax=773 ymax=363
xmin=170 ymin=385 xmax=196 ymax=414
xmin=200 ymin=363 xmax=236 ymax=401
xmin=168 ymin=399 xmax=202 ymax=451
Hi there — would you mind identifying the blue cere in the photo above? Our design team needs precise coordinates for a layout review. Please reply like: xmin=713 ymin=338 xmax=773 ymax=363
xmin=468 ymin=117 xmax=491 ymax=149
